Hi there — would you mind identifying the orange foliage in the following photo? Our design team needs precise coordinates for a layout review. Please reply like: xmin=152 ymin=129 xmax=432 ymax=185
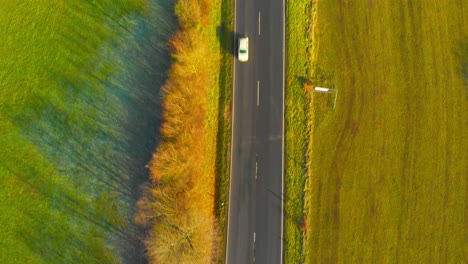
xmin=135 ymin=0 xmax=221 ymax=263
xmin=175 ymin=0 xmax=211 ymax=28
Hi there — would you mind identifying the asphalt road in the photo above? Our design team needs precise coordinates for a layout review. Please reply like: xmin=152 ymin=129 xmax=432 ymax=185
xmin=225 ymin=0 xmax=285 ymax=263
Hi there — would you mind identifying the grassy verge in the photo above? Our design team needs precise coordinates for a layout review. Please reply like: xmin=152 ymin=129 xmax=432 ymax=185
xmin=305 ymin=0 xmax=467 ymax=263
xmin=284 ymin=0 xmax=314 ymax=263
xmin=214 ymin=0 xmax=234 ymax=262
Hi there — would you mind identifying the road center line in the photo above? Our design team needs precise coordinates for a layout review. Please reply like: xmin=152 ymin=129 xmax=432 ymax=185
xmin=257 ymin=81 xmax=260 ymax=106
xmin=255 ymin=160 xmax=258 ymax=180
xmin=253 ymin=231 xmax=256 ymax=263
xmin=258 ymin=12 xmax=261 ymax=35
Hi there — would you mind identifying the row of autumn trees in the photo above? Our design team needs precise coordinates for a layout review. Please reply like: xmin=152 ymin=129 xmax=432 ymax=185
xmin=135 ymin=0 xmax=222 ymax=263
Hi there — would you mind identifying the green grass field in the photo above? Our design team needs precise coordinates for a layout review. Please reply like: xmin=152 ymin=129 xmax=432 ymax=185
xmin=304 ymin=0 xmax=467 ymax=263
xmin=0 ymin=1 xmax=175 ymax=262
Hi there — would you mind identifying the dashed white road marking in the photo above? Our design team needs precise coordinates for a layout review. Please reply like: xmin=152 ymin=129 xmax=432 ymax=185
xmin=258 ymin=12 xmax=261 ymax=35
xmin=257 ymin=81 xmax=260 ymax=106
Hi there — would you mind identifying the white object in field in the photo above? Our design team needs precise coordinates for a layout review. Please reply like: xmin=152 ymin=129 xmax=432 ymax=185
xmin=314 ymin=87 xmax=331 ymax=92
xmin=314 ymin=86 xmax=339 ymax=109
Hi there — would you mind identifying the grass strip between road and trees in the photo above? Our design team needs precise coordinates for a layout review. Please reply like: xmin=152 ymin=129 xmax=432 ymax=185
xmin=214 ymin=0 xmax=234 ymax=262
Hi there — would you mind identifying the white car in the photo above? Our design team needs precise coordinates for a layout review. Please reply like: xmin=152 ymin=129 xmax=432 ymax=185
xmin=238 ymin=37 xmax=249 ymax=62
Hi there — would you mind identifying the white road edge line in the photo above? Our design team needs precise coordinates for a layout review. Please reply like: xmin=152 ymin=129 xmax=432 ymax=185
xmin=257 ymin=81 xmax=260 ymax=106
xmin=258 ymin=12 xmax=261 ymax=35
xmin=281 ymin=0 xmax=285 ymax=263
xmin=225 ymin=0 xmax=237 ymax=262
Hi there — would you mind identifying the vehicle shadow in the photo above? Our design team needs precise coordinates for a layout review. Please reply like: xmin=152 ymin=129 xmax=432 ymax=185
xmin=217 ymin=23 xmax=242 ymax=59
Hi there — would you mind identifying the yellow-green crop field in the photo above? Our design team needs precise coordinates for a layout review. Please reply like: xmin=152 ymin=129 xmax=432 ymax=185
xmin=305 ymin=0 xmax=467 ymax=263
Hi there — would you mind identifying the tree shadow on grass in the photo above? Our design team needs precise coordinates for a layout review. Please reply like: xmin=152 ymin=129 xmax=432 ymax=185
xmin=9 ymin=1 xmax=177 ymax=263
xmin=216 ymin=20 xmax=243 ymax=59
xmin=13 ymin=172 xmax=125 ymax=264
